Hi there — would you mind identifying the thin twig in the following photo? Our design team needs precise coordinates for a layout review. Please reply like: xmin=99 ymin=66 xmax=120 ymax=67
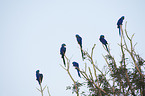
xmin=124 ymin=22 xmax=143 ymax=77
xmin=121 ymin=22 xmax=135 ymax=95
xmin=47 ymin=86 xmax=51 ymax=96
xmin=40 ymin=84 xmax=44 ymax=96
xmin=64 ymin=55 xmax=79 ymax=96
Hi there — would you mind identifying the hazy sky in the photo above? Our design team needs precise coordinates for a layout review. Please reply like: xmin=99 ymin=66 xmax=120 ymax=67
xmin=0 ymin=0 xmax=145 ymax=96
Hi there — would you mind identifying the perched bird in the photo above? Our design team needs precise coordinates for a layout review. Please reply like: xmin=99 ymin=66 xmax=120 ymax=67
xmin=72 ymin=62 xmax=81 ymax=78
xmin=36 ymin=70 xmax=43 ymax=85
xmin=117 ymin=16 xmax=125 ymax=36
xmin=75 ymin=34 xmax=84 ymax=60
xmin=60 ymin=43 xmax=66 ymax=67
xmin=99 ymin=35 xmax=109 ymax=52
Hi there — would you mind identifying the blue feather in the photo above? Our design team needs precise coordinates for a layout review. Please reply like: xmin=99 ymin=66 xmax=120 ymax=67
xmin=60 ymin=44 xmax=66 ymax=67
xmin=76 ymin=34 xmax=84 ymax=60
xmin=72 ymin=62 xmax=81 ymax=78
xmin=99 ymin=35 xmax=109 ymax=53
xmin=117 ymin=16 xmax=125 ymax=36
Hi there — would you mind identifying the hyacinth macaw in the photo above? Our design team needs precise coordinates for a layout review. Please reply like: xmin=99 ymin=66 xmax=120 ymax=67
xmin=72 ymin=61 xmax=81 ymax=78
xmin=36 ymin=70 xmax=43 ymax=85
xmin=99 ymin=35 xmax=109 ymax=52
xmin=117 ymin=16 xmax=125 ymax=36
xmin=60 ymin=43 xmax=66 ymax=67
xmin=75 ymin=34 xmax=84 ymax=60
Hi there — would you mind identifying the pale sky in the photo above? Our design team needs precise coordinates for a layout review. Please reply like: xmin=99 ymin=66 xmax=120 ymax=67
xmin=0 ymin=0 xmax=145 ymax=96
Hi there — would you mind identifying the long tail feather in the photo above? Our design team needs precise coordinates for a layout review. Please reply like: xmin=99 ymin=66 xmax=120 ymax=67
xmin=105 ymin=45 xmax=109 ymax=53
xmin=80 ymin=45 xmax=84 ymax=60
xmin=62 ymin=57 xmax=66 ymax=67
xmin=77 ymin=69 xmax=81 ymax=78
xmin=119 ymin=27 xmax=121 ymax=36
xmin=81 ymin=49 xmax=84 ymax=60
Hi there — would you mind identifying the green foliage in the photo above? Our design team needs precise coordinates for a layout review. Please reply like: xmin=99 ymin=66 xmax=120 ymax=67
xmin=63 ymin=22 xmax=145 ymax=96
xmin=36 ymin=22 xmax=145 ymax=96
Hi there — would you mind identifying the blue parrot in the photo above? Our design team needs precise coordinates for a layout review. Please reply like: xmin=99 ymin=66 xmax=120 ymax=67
xmin=75 ymin=34 xmax=84 ymax=60
xmin=36 ymin=70 xmax=43 ymax=85
xmin=72 ymin=62 xmax=81 ymax=78
xmin=60 ymin=43 xmax=66 ymax=67
xmin=99 ymin=35 xmax=109 ymax=52
xmin=117 ymin=16 xmax=125 ymax=36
